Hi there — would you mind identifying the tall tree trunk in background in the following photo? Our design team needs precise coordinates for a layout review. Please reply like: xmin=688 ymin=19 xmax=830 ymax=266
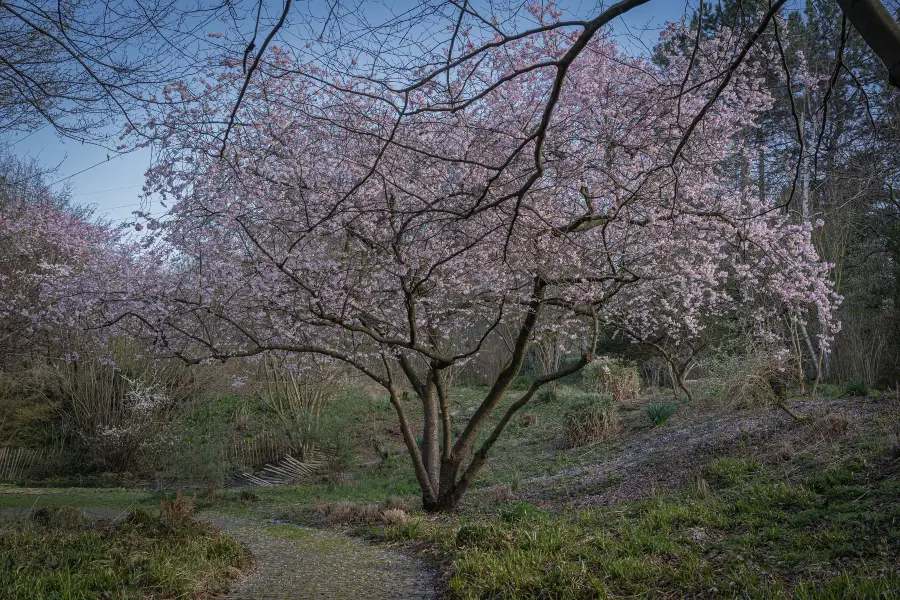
xmin=836 ymin=0 xmax=900 ymax=87
xmin=798 ymin=102 xmax=824 ymax=380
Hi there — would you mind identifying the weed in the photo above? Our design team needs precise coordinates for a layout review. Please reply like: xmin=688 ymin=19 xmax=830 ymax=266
xmin=29 ymin=505 xmax=87 ymax=529
xmin=159 ymin=491 xmax=197 ymax=533
xmin=645 ymin=401 xmax=676 ymax=426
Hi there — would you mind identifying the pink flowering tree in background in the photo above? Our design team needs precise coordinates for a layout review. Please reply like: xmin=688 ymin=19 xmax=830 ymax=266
xmin=56 ymin=3 xmax=840 ymax=510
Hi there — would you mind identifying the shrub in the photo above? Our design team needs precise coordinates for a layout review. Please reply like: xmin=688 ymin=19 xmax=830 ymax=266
xmin=563 ymin=392 xmax=619 ymax=447
xmin=50 ymin=348 xmax=195 ymax=474
xmin=843 ymin=380 xmax=869 ymax=397
xmin=645 ymin=401 xmax=676 ymax=426
xmin=816 ymin=383 xmax=842 ymax=398
xmin=582 ymin=358 xmax=640 ymax=402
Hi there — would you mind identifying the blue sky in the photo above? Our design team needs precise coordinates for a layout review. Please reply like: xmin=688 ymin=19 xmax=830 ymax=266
xmin=4 ymin=0 xmax=688 ymax=225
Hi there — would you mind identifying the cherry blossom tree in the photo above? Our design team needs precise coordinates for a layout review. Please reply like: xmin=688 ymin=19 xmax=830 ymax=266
xmin=74 ymin=12 xmax=835 ymax=510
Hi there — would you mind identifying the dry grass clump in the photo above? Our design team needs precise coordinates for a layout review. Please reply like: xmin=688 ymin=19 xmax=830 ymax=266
xmin=519 ymin=412 xmax=538 ymax=427
xmin=582 ymin=358 xmax=640 ymax=403
xmin=706 ymin=349 xmax=799 ymax=408
xmin=380 ymin=508 xmax=410 ymax=526
xmin=316 ymin=500 xmax=389 ymax=525
xmin=800 ymin=413 xmax=853 ymax=446
xmin=564 ymin=392 xmax=619 ymax=447
xmin=491 ymin=483 xmax=515 ymax=502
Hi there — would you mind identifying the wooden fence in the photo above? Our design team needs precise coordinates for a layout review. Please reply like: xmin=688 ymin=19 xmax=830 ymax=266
xmin=0 ymin=447 xmax=57 ymax=481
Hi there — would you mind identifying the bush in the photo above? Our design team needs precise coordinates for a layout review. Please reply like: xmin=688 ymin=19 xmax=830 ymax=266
xmin=843 ymin=380 xmax=869 ymax=397
xmin=645 ymin=402 xmax=676 ymax=426
xmin=563 ymin=392 xmax=619 ymax=447
xmin=582 ymin=358 xmax=640 ymax=402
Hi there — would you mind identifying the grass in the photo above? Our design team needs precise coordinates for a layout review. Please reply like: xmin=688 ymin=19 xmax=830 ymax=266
xmin=0 ymin=486 xmax=152 ymax=510
xmin=0 ymin=506 xmax=248 ymax=600
xmin=369 ymin=453 xmax=900 ymax=599
xmin=4 ymin=380 xmax=898 ymax=599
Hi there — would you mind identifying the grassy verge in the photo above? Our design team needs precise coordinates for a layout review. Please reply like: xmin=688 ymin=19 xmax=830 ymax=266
xmin=0 ymin=505 xmax=249 ymax=600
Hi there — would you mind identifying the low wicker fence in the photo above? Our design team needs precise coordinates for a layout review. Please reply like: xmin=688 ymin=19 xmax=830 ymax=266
xmin=0 ymin=447 xmax=59 ymax=482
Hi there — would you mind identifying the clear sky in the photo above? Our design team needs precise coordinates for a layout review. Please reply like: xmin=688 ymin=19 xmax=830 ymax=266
xmin=4 ymin=0 xmax=689 ymax=225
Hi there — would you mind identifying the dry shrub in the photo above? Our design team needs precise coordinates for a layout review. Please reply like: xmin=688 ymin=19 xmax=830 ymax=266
xmin=564 ymin=392 xmax=619 ymax=447
xmin=160 ymin=492 xmax=197 ymax=531
xmin=582 ymin=358 xmax=640 ymax=403
xmin=705 ymin=347 xmax=799 ymax=408
xmin=316 ymin=500 xmax=381 ymax=525
xmin=380 ymin=508 xmax=410 ymax=526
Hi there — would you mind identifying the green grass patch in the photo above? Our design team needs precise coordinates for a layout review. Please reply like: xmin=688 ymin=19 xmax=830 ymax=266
xmin=0 ymin=507 xmax=249 ymax=600
xmin=0 ymin=487 xmax=152 ymax=510
xmin=370 ymin=459 xmax=900 ymax=599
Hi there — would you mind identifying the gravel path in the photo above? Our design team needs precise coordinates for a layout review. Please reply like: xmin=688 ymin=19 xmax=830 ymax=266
xmin=202 ymin=513 xmax=439 ymax=600
xmin=0 ymin=504 xmax=440 ymax=600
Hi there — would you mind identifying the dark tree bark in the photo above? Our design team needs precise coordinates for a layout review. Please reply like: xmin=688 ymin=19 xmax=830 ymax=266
xmin=836 ymin=0 xmax=900 ymax=87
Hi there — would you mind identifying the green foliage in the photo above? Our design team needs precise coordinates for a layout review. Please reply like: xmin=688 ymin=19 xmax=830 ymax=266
xmin=563 ymin=392 xmax=619 ymax=447
xmin=843 ymin=380 xmax=869 ymax=397
xmin=0 ymin=506 xmax=248 ymax=599
xmin=645 ymin=401 xmax=676 ymax=426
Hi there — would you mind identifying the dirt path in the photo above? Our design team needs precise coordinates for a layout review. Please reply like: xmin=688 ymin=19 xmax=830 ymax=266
xmin=202 ymin=513 xmax=438 ymax=600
